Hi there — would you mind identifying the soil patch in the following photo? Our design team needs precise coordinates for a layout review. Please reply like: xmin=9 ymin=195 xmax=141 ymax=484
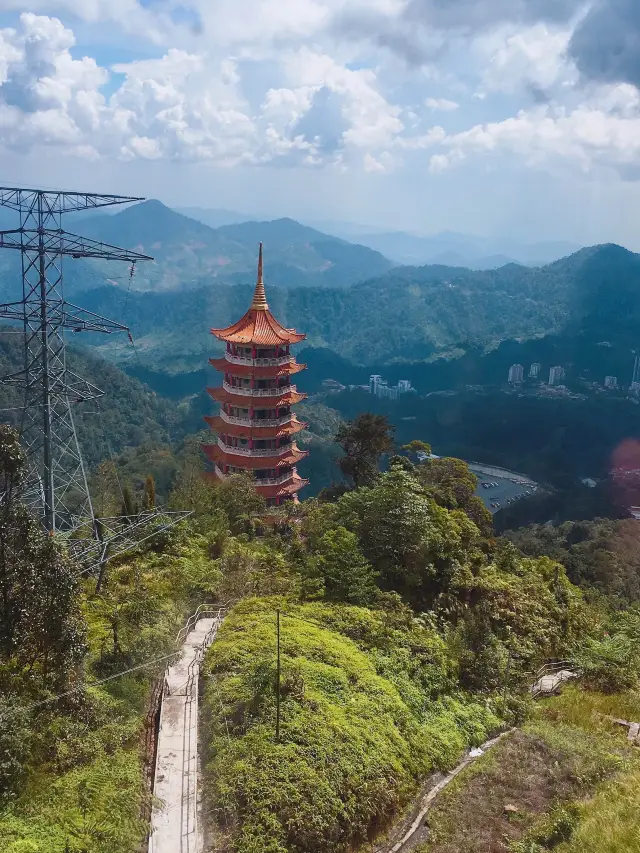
xmin=413 ymin=730 xmax=576 ymax=853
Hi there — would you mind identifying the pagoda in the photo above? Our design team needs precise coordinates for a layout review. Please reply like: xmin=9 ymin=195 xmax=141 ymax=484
xmin=203 ymin=244 xmax=309 ymax=506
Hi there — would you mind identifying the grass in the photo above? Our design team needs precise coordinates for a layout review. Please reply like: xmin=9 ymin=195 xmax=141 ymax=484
xmin=201 ymin=597 xmax=501 ymax=853
xmin=0 ymin=524 xmax=221 ymax=852
xmin=413 ymin=685 xmax=640 ymax=853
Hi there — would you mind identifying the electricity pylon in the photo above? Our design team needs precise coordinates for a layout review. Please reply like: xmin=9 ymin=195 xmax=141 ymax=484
xmin=0 ymin=186 xmax=154 ymax=534
xmin=0 ymin=187 xmax=191 ymax=582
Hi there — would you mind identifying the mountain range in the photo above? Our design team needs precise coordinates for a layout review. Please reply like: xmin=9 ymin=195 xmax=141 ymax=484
xmin=179 ymin=207 xmax=583 ymax=270
xmin=64 ymin=201 xmax=394 ymax=294
xmin=336 ymin=230 xmax=583 ymax=269
xmin=75 ymin=243 xmax=639 ymax=376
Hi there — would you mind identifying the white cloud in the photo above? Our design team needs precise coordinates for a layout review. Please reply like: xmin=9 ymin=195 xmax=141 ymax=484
xmin=475 ymin=23 xmax=576 ymax=96
xmin=429 ymin=100 xmax=640 ymax=175
xmin=5 ymin=3 xmax=640 ymax=185
xmin=425 ymin=97 xmax=459 ymax=111
xmin=0 ymin=14 xmax=411 ymax=169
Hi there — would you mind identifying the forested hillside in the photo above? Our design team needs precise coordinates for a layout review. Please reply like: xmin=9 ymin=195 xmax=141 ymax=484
xmin=74 ymin=243 xmax=640 ymax=372
xmin=2 ymin=417 xmax=639 ymax=852
xmin=72 ymin=202 xmax=393 ymax=294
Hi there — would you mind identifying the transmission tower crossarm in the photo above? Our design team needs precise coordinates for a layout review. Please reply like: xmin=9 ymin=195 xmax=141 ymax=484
xmin=0 ymin=229 xmax=153 ymax=263
xmin=0 ymin=188 xmax=144 ymax=214
xmin=61 ymin=303 xmax=131 ymax=334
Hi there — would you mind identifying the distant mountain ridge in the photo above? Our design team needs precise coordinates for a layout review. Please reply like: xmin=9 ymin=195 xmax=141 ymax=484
xmin=64 ymin=201 xmax=394 ymax=294
xmin=333 ymin=228 xmax=582 ymax=268
xmin=77 ymin=242 xmax=638 ymax=373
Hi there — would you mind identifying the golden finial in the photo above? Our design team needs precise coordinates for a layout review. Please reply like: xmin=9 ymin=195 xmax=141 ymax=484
xmin=251 ymin=242 xmax=268 ymax=310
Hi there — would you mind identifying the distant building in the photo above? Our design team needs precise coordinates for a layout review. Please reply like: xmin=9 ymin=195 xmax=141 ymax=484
xmin=508 ymin=364 xmax=524 ymax=384
xmin=369 ymin=375 xmax=382 ymax=395
xmin=548 ymin=366 xmax=565 ymax=386
xmin=322 ymin=378 xmax=345 ymax=392
xmin=631 ymin=381 xmax=640 ymax=395
xmin=376 ymin=383 xmax=399 ymax=401
xmin=529 ymin=363 xmax=541 ymax=379
xmin=604 ymin=375 xmax=618 ymax=389
xmin=368 ymin=375 xmax=414 ymax=401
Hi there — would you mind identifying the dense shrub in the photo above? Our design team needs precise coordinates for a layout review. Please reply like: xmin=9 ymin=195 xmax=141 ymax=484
xmin=201 ymin=598 xmax=500 ymax=853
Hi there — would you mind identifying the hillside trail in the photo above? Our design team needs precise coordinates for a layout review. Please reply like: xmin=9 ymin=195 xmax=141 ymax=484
xmin=374 ymin=662 xmax=579 ymax=853
xmin=149 ymin=609 xmax=223 ymax=853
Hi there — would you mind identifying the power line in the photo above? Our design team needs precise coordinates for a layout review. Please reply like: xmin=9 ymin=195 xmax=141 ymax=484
xmin=0 ymin=648 xmax=179 ymax=725
xmin=0 ymin=185 xmax=152 ymax=534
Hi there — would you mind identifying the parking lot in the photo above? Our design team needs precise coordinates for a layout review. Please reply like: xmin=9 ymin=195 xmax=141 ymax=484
xmin=473 ymin=475 xmax=539 ymax=515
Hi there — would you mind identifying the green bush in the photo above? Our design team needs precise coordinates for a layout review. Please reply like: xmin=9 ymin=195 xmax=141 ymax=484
xmin=201 ymin=598 xmax=500 ymax=853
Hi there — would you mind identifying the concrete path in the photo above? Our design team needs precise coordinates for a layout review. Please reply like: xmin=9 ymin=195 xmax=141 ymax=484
xmin=149 ymin=615 xmax=221 ymax=853
xmin=532 ymin=669 xmax=576 ymax=696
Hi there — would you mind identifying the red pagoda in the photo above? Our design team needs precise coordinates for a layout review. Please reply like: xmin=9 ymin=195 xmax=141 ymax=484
xmin=203 ymin=244 xmax=309 ymax=506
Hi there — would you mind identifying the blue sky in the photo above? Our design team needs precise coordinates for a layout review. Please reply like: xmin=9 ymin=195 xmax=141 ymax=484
xmin=2 ymin=1 xmax=640 ymax=247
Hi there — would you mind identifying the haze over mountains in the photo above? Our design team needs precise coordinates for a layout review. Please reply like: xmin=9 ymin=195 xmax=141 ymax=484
xmin=178 ymin=205 xmax=583 ymax=270
xmin=77 ymin=242 xmax=640 ymax=380
xmin=73 ymin=201 xmax=393 ymax=293
xmin=0 ymin=199 xmax=583 ymax=304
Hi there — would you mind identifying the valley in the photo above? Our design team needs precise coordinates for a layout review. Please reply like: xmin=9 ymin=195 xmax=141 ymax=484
xmin=2 ymin=199 xmax=640 ymax=853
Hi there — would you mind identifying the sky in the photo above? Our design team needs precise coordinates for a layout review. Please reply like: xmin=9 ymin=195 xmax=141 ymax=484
xmin=2 ymin=1 xmax=640 ymax=246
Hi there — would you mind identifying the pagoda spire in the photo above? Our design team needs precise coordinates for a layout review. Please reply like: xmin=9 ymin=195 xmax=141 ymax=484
xmin=251 ymin=242 xmax=268 ymax=311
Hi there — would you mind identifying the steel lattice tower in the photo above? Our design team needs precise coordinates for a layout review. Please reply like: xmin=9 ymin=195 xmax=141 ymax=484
xmin=0 ymin=186 xmax=152 ymax=533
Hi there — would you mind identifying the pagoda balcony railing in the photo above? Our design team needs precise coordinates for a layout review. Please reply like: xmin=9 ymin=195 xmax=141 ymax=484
xmin=217 ymin=438 xmax=295 ymax=458
xmin=256 ymin=469 xmax=300 ymax=486
xmin=225 ymin=353 xmax=292 ymax=367
xmin=223 ymin=380 xmax=295 ymax=398
xmin=214 ymin=465 xmax=298 ymax=487
xmin=219 ymin=411 xmax=294 ymax=429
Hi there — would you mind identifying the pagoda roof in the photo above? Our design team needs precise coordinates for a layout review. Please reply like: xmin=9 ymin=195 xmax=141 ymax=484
xmin=206 ymin=467 xmax=308 ymax=498
xmin=203 ymin=443 xmax=309 ymax=470
xmin=205 ymin=415 xmax=307 ymax=438
xmin=255 ymin=472 xmax=309 ymax=499
xmin=209 ymin=357 xmax=306 ymax=377
xmin=211 ymin=244 xmax=305 ymax=346
xmin=207 ymin=386 xmax=307 ymax=407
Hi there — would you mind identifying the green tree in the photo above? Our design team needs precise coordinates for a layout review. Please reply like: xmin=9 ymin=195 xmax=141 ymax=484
xmin=417 ymin=456 xmax=493 ymax=538
xmin=336 ymin=466 xmax=482 ymax=608
xmin=305 ymin=526 xmax=378 ymax=605
xmin=90 ymin=460 xmax=121 ymax=519
xmin=402 ymin=439 xmax=432 ymax=457
xmin=121 ymin=484 xmax=137 ymax=519
xmin=334 ymin=413 xmax=395 ymax=487
xmin=0 ymin=426 xmax=85 ymax=685
xmin=143 ymin=474 xmax=156 ymax=510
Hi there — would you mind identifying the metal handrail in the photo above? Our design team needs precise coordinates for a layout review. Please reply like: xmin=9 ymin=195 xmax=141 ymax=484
xmin=222 ymin=380 xmax=295 ymax=397
xmin=175 ymin=605 xmax=224 ymax=647
xmin=530 ymin=660 xmax=580 ymax=697
xmin=219 ymin=411 xmax=294 ymax=428
xmin=217 ymin=438 xmax=294 ymax=457
xmin=224 ymin=353 xmax=292 ymax=367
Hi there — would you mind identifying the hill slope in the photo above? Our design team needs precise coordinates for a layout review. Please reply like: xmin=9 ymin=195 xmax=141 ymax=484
xmin=67 ymin=201 xmax=393 ymax=294
xmin=78 ymin=243 xmax=634 ymax=371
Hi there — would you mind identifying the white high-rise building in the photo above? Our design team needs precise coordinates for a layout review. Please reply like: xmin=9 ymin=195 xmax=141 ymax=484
xmin=548 ymin=366 xmax=565 ymax=386
xmin=397 ymin=380 xmax=412 ymax=393
xmin=604 ymin=376 xmax=618 ymax=389
xmin=529 ymin=363 xmax=541 ymax=379
xmin=508 ymin=364 xmax=524 ymax=384
xmin=369 ymin=375 xmax=382 ymax=395
xmin=376 ymin=383 xmax=398 ymax=401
